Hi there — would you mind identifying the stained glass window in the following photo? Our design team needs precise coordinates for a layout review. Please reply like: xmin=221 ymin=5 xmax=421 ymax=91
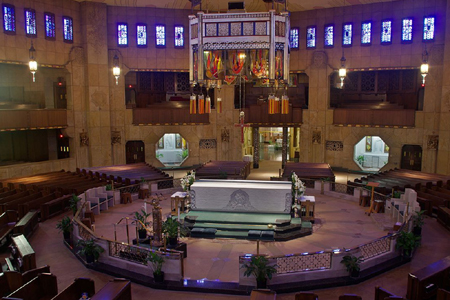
xmin=289 ymin=28 xmax=299 ymax=49
xmin=175 ymin=26 xmax=184 ymax=47
xmin=3 ymin=4 xmax=15 ymax=33
xmin=156 ymin=25 xmax=165 ymax=46
xmin=423 ymin=17 xmax=435 ymax=41
xmin=63 ymin=16 xmax=73 ymax=42
xmin=402 ymin=18 xmax=413 ymax=42
xmin=343 ymin=23 xmax=352 ymax=46
xmin=137 ymin=24 xmax=147 ymax=46
xmin=361 ymin=21 xmax=371 ymax=45
xmin=306 ymin=26 xmax=316 ymax=48
xmin=45 ymin=12 xmax=56 ymax=39
xmin=324 ymin=24 xmax=334 ymax=47
xmin=117 ymin=23 xmax=128 ymax=46
xmin=381 ymin=20 xmax=392 ymax=44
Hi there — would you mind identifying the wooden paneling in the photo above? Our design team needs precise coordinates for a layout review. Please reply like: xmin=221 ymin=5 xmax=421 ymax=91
xmin=133 ymin=107 xmax=209 ymax=125
xmin=333 ymin=109 xmax=415 ymax=127
xmin=243 ymin=104 xmax=302 ymax=125
xmin=0 ymin=110 xmax=67 ymax=130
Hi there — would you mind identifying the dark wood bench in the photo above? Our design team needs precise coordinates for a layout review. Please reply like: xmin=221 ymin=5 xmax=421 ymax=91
xmin=4 ymin=265 xmax=50 ymax=295
xmin=374 ymin=286 xmax=397 ymax=300
xmin=0 ymin=210 xmax=18 ymax=248
xmin=9 ymin=234 xmax=36 ymax=273
xmin=90 ymin=278 xmax=131 ymax=300
xmin=51 ymin=277 xmax=95 ymax=300
xmin=13 ymin=211 xmax=39 ymax=238
xmin=2 ymin=273 xmax=58 ymax=300
xmin=406 ymin=256 xmax=450 ymax=300
xmin=437 ymin=206 xmax=450 ymax=231
xmin=40 ymin=195 xmax=72 ymax=221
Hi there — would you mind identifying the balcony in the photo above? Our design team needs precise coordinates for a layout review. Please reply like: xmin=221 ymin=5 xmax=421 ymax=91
xmin=243 ymin=104 xmax=302 ymax=126
xmin=133 ymin=105 xmax=210 ymax=125
xmin=333 ymin=109 xmax=415 ymax=127
xmin=0 ymin=109 xmax=67 ymax=131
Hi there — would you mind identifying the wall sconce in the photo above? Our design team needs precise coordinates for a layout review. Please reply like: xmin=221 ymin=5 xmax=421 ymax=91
xmin=420 ymin=49 xmax=429 ymax=87
xmin=113 ymin=54 xmax=120 ymax=85
xmin=29 ymin=41 xmax=37 ymax=82
xmin=338 ymin=51 xmax=347 ymax=88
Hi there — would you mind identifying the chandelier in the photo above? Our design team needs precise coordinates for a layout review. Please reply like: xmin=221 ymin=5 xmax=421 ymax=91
xmin=189 ymin=9 xmax=290 ymax=114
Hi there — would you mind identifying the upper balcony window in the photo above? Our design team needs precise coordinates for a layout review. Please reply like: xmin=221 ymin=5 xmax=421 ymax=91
xmin=402 ymin=18 xmax=413 ymax=43
xmin=137 ymin=24 xmax=147 ymax=47
xmin=342 ymin=23 xmax=352 ymax=47
xmin=306 ymin=26 xmax=316 ymax=48
xmin=175 ymin=26 xmax=184 ymax=47
xmin=156 ymin=25 xmax=166 ymax=47
xmin=25 ymin=9 xmax=36 ymax=37
xmin=117 ymin=23 xmax=128 ymax=46
xmin=45 ymin=12 xmax=56 ymax=40
xmin=324 ymin=24 xmax=334 ymax=47
xmin=3 ymin=4 xmax=15 ymax=34
xmin=423 ymin=16 xmax=435 ymax=41
xmin=381 ymin=20 xmax=392 ymax=44
xmin=361 ymin=21 xmax=372 ymax=45
xmin=63 ymin=16 xmax=73 ymax=43
xmin=289 ymin=28 xmax=299 ymax=49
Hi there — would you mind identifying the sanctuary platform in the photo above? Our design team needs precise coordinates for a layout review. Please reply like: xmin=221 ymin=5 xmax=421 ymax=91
xmin=184 ymin=179 xmax=312 ymax=241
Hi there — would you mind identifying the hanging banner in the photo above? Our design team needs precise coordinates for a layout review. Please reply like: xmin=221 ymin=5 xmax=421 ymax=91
xmin=227 ymin=50 xmax=246 ymax=75
xmin=268 ymin=95 xmax=275 ymax=114
xmin=250 ymin=49 xmax=269 ymax=79
xmin=224 ymin=76 xmax=237 ymax=85
xmin=217 ymin=98 xmax=222 ymax=113
xmin=204 ymin=50 xmax=223 ymax=79
xmin=275 ymin=50 xmax=284 ymax=80
xmin=190 ymin=95 xmax=197 ymax=114
xmin=198 ymin=94 xmax=205 ymax=114
xmin=281 ymin=95 xmax=289 ymax=114
xmin=205 ymin=96 xmax=211 ymax=114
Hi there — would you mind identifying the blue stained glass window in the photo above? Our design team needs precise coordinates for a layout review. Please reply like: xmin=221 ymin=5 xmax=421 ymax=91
xmin=3 ymin=4 xmax=15 ymax=33
xmin=175 ymin=26 xmax=184 ymax=47
xmin=324 ymin=25 xmax=334 ymax=47
xmin=117 ymin=23 xmax=128 ymax=46
xmin=63 ymin=17 xmax=73 ymax=42
xmin=423 ymin=17 xmax=435 ymax=41
xmin=290 ymin=28 xmax=299 ymax=49
xmin=381 ymin=20 xmax=392 ymax=44
xmin=343 ymin=23 xmax=352 ymax=46
xmin=156 ymin=25 xmax=165 ymax=46
xmin=402 ymin=18 xmax=413 ymax=42
xmin=137 ymin=24 xmax=147 ymax=46
xmin=45 ymin=13 xmax=56 ymax=39
xmin=306 ymin=26 xmax=316 ymax=48
xmin=361 ymin=21 xmax=371 ymax=44
xmin=25 ymin=9 xmax=36 ymax=36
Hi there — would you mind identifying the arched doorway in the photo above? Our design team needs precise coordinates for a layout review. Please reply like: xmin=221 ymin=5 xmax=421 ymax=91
xmin=126 ymin=141 xmax=145 ymax=164
xmin=401 ymin=145 xmax=422 ymax=171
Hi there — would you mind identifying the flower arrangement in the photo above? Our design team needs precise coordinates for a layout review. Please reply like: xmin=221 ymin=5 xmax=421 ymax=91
xmin=181 ymin=170 xmax=196 ymax=191
xmin=291 ymin=172 xmax=306 ymax=198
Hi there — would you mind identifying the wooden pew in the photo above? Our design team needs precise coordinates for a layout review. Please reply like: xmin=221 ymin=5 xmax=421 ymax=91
xmin=9 ymin=234 xmax=36 ymax=273
xmin=437 ymin=289 xmax=450 ymax=300
xmin=51 ymin=278 xmax=95 ymax=300
xmin=0 ymin=210 xmax=18 ymax=248
xmin=2 ymin=273 xmax=58 ymax=300
xmin=294 ymin=292 xmax=319 ymax=300
xmin=437 ymin=205 xmax=450 ymax=231
xmin=90 ymin=278 xmax=131 ymax=300
xmin=18 ymin=193 xmax=57 ymax=219
xmin=0 ymin=192 xmax=43 ymax=215
xmin=339 ymin=295 xmax=362 ymax=300
xmin=374 ymin=286 xmax=397 ymax=300
xmin=406 ymin=256 xmax=450 ymax=300
xmin=4 ymin=265 xmax=50 ymax=295
xmin=13 ymin=211 xmax=39 ymax=238
xmin=40 ymin=194 xmax=72 ymax=221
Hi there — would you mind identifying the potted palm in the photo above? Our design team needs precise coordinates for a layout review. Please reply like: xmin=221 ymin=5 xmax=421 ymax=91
xmin=412 ymin=210 xmax=426 ymax=236
xmin=147 ymin=251 xmax=165 ymax=283
xmin=241 ymin=255 xmax=277 ymax=289
xmin=56 ymin=216 xmax=73 ymax=244
xmin=135 ymin=209 xmax=151 ymax=239
xmin=162 ymin=217 xmax=182 ymax=246
xmin=77 ymin=239 xmax=104 ymax=264
xmin=395 ymin=231 xmax=421 ymax=257
xmin=340 ymin=254 xmax=363 ymax=278
xmin=70 ymin=194 xmax=81 ymax=216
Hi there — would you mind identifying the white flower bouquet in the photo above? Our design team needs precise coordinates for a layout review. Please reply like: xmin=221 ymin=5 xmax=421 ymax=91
xmin=181 ymin=170 xmax=196 ymax=191
xmin=291 ymin=172 xmax=306 ymax=198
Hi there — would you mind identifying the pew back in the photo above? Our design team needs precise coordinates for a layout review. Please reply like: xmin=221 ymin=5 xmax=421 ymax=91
xmin=90 ymin=278 xmax=131 ymax=300
xmin=51 ymin=277 xmax=95 ymax=300
xmin=2 ymin=273 xmax=58 ymax=300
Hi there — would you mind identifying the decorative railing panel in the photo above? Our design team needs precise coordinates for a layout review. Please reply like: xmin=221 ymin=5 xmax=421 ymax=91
xmin=333 ymin=109 xmax=415 ymax=127
xmin=0 ymin=109 xmax=67 ymax=130
xmin=133 ymin=107 xmax=209 ymax=125
xmin=359 ymin=236 xmax=392 ymax=260
xmin=108 ymin=241 xmax=151 ymax=265
xmin=243 ymin=105 xmax=302 ymax=125
xmin=276 ymin=252 xmax=332 ymax=274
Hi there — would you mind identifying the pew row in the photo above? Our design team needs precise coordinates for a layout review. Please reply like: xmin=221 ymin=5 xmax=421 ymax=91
xmin=2 ymin=273 xmax=58 ymax=300
xmin=51 ymin=277 xmax=95 ymax=300
xmin=0 ymin=210 xmax=17 ymax=248
xmin=90 ymin=278 xmax=131 ymax=300
xmin=3 ymin=265 xmax=51 ymax=295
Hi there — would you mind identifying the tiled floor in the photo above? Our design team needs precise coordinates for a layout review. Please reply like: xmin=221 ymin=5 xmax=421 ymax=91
xmin=3 ymin=162 xmax=450 ymax=300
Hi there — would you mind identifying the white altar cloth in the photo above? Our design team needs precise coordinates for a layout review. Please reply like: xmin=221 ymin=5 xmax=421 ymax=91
xmin=189 ymin=179 xmax=292 ymax=213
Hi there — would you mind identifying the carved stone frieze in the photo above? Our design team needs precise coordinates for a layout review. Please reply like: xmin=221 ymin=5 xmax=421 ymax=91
xmin=312 ymin=131 xmax=321 ymax=144
xmin=80 ymin=130 xmax=89 ymax=147
xmin=312 ymin=51 xmax=328 ymax=68
xmin=111 ymin=131 xmax=121 ymax=145
xmin=199 ymin=139 xmax=217 ymax=149
xmin=325 ymin=141 xmax=343 ymax=151
xmin=427 ymin=135 xmax=439 ymax=150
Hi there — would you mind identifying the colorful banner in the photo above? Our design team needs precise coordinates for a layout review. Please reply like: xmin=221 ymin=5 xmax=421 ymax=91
xmin=224 ymin=76 xmax=237 ymax=85
xmin=190 ymin=95 xmax=196 ymax=114
xmin=275 ymin=50 xmax=283 ymax=80
xmin=227 ymin=50 xmax=246 ymax=75
xmin=205 ymin=96 xmax=211 ymax=114
xmin=204 ymin=50 xmax=223 ymax=79
xmin=250 ymin=49 xmax=269 ymax=78
xmin=281 ymin=95 xmax=289 ymax=114
xmin=198 ymin=94 xmax=205 ymax=114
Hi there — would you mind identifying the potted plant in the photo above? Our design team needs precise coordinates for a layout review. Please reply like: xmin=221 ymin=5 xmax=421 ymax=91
xmin=356 ymin=155 xmax=365 ymax=166
xmin=162 ymin=217 xmax=183 ymax=246
xmin=56 ymin=216 xmax=73 ymax=243
xmin=412 ymin=210 xmax=426 ymax=236
xmin=340 ymin=254 xmax=363 ymax=278
xmin=395 ymin=231 xmax=421 ymax=257
xmin=134 ymin=209 xmax=151 ymax=239
xmin=241 ymin=255 xmax=277 ymax=289
xmin=69 ymin=194 xmax=81 ymax=216
xmin=147 ymin=251 xmax=165 ymax=283
xmin=105 ymin=183 xmax=112 ymax=191
xmin=77 ymin=239 xmax=104 ymax=264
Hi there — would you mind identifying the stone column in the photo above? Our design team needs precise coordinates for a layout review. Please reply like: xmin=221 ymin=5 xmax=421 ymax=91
xmin=80 ymin=2 xmax=112 ymax=167
xmin=282 ymin=127 xmax=288 ymax=168
xmin=253 ymin=127 xmax=259 ymax=169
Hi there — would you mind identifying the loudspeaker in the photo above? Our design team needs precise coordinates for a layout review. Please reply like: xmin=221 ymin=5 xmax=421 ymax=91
xmin=228 ymin=2 xmax=245 ymax=10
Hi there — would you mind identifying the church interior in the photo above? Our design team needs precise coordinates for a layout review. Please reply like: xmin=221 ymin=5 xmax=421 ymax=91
xmin=1 ymin=0 xmax=450 ymax=299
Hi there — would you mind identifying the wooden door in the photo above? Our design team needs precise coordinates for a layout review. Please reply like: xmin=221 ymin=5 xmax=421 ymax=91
xmin=401 ymin=145 xmax=422 ymax=171
xmin=126 ymin=141 xmax=145 ymax=164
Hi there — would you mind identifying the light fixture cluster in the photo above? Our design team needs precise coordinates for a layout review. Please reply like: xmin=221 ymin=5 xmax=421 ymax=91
xmin=268 ymin=81 xmax=290 ymax=115
xmin=189 ymin=79 xmax=221 ymax=114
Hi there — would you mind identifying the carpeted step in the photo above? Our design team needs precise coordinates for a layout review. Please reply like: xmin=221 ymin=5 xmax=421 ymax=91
xmin=185 ymin=211 xmax=291 ymax=225
xmin=193 ymin=222 xmax=274 ymax=231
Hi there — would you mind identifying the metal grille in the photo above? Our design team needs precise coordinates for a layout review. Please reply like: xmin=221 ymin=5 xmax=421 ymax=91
xmin=344 ymin=72 xmax=358 ymax=91
xmin=139 ymin=72 xmax=152 ymax=90
xmin=361 ymin=71 xmax=376 ymax=92
xmin=402 ymin=69 xmax=415 ymax=91
xmin=359 ymin=236 xmax=391 ymax=260
xmin=389 ymin=71 xmax=400 ymax=91
xmin=377 ymin=71 xmax=389 ymax=91
xmin=116 ymin=184 xmax=140 ymax=195
xmin=165 ymin=73 xmax=175 ymax=93
xmin=176 ymin=73 xmax=190 ymax=92
xmin=108 ymin=241 xmax=150 ymax=265
xmin=331 ymin=182 xmax=353 ymax=195
xmin=276 ymin=252 xmax=332 ymax=274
